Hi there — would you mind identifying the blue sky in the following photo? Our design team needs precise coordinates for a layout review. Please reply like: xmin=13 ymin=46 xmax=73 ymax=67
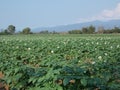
xmin=0 ymin=0 xmax=120 ymax=30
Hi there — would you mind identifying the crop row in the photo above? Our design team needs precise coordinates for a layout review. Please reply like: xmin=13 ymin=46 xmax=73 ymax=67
xmin=0 ymin=34 xmax=120 ymax=90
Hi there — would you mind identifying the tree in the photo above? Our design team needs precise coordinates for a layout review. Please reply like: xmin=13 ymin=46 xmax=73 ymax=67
xmin=97 ymin=26 xmax=104 ymax=34
xmin=7 ymin=25 xmax=15 ymax=34
xmin=82 ymin=27 xmax=88 ymax=34
xmin=22 ymin=27 xmax=31 ymax=34
xmin=52 ymin=30 xmax=58 ymax=34
xmin=113 ymin=27 xmax=120 ymax=33
xmin=88 ymin=25 xmax=95 ymax=34
xmin=0 ymin=29 xmax=10 ymax=35
xmin=40 ymin=30 xmax=49 ymax=34
xmin=68 ymin=30 xmax=82 ymax=34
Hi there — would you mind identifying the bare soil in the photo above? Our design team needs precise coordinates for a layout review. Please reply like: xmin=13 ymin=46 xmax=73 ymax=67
xmin=0 ymin=72 xmax=9 ymax=90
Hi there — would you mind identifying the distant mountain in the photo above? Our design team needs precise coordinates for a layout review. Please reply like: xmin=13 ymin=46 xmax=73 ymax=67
xmin=33 ymin=19 xmax=120 ymax=32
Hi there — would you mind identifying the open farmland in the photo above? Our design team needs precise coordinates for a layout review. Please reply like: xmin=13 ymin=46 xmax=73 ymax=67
xmin=0 ymin=34 xmax=120 ymax=90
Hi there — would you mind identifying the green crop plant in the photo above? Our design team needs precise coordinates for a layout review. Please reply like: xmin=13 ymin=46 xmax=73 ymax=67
xmin=0 ymin=34 xmax=120 ymax=90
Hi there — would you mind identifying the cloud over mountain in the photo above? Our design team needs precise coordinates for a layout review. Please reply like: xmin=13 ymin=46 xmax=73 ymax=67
xmin=101 ymin=3 xmax=120 ymax=19
xmin=78 ymin=3 xmax=120 ymax=22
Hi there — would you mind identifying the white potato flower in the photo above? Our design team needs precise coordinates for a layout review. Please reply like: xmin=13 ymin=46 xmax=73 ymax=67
xmin=98 ymin=56 xmax=102 ymax=60
xmin=110 ymin=46 xmax=113 ymax=49
xmin=104 ymin=42 xmax=107 ymax=45
xmin=91 ymin=61 xmax=95 ymax=64
xmin=96 ymin=42 xmax=99 ymax=45
xmin=51 ymin=50 xmax=54 ymax=53
xmin=104 ymin=53 xmax=107 ymax=56
xmin=117 ymin=45 xmax=119 ymax=48
xmin=57 ymin=46 xmax=60 ymax=48
xmin=28 ymin=48 xmax=31 ymax=50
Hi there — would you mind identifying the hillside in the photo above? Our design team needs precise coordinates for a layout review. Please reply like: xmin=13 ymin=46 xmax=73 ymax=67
xmin=33 ymin=19 xmax=120 ymax=32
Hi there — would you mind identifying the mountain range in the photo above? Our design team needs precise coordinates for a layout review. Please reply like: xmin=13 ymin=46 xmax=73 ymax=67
xmin=33 ymin=19 xmax=120 ymax=32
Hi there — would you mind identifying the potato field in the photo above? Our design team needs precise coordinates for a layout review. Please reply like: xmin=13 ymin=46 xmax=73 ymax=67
xmin=0 ymin=34 xmax=120 ymax=90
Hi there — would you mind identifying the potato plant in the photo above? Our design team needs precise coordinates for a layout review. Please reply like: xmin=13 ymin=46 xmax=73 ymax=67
xmin=0 ymin=34 xmax=120 ymax=90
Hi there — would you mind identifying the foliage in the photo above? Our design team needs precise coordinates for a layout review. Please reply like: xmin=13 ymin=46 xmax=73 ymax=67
xmin=0 ymin=34 xmax=120 ymax=90
xmin=104 ymin=27 xmax=120 ymax=34
xmin=7 ymin=25 xmax=16 ymax=34
xmin=22 ymin=27 xmax=31 ymax=34
xmin=0 ymin=25 xmax=15 ymax=35
xmin=88 ymin=25 xmax=95 ymax=34
xmin=39 ymin=30 xmax=49 ymax=34
xmin=68 ymin=30 xmax=82 ymax=34
xmin=68 ymin=26 xmax=120 ymax=34
xmin=68 ymin=25 xmax=95 ymax=34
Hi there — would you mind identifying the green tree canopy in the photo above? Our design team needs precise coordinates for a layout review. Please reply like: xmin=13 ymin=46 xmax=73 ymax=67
xmin=7 ymin=25 xmax=16 ymax=34
xmin=68 ymin=30 xmax=82 ymax=34
xmin=22 ymin=27 xmax=31 ymax=34
xmin=82 ymin=27 xmax=88 ymax=34
xmin=88 ymin=25 xmax=95 ymax=34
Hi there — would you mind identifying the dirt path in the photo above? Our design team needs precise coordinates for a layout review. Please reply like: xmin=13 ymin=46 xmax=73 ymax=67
xmin=0 ymin=72 xmax=9 ymax=90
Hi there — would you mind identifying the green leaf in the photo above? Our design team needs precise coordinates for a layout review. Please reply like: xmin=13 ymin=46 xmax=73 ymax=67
xmin=14 ymin=68 xmax=20 ymax=74
xmin=28 ymin=77 xmax=35 ymax=83
xmin=15 ymin=73 xmax=22 ymax=81
xmin=6 ymin=78 xmax=12 ymax=84
xmin=63 ymin=78 xmax=70 ymax=86
xmin=29 ymin=87 xmax=40 ymax=90
xmin=81 ymin=78 xmax=87 ymax=86
xmin=56 ymin=85 xmax=63 ymax=90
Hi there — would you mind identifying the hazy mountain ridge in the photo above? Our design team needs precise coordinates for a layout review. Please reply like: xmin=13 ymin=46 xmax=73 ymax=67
xmin=33 ymin=20 xmax=120 ymax=32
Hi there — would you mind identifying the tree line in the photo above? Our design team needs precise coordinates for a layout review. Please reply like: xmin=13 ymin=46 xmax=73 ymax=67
xmin=0 ymin=25 xmax=57 ymax=35
xmin=68 ymin=25 xmax=120 ymax=34
xmin=0 ymin=25 xmax=32 ymax=35
xmin=0 ymin=25 xmax=120 ymax=35
xmin=68 ymin=25 xmax=95 ymax=34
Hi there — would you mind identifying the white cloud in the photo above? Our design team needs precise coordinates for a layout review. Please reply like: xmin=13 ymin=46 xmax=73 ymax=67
xmin=78 ymin=3 xmax=120 ymax=23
